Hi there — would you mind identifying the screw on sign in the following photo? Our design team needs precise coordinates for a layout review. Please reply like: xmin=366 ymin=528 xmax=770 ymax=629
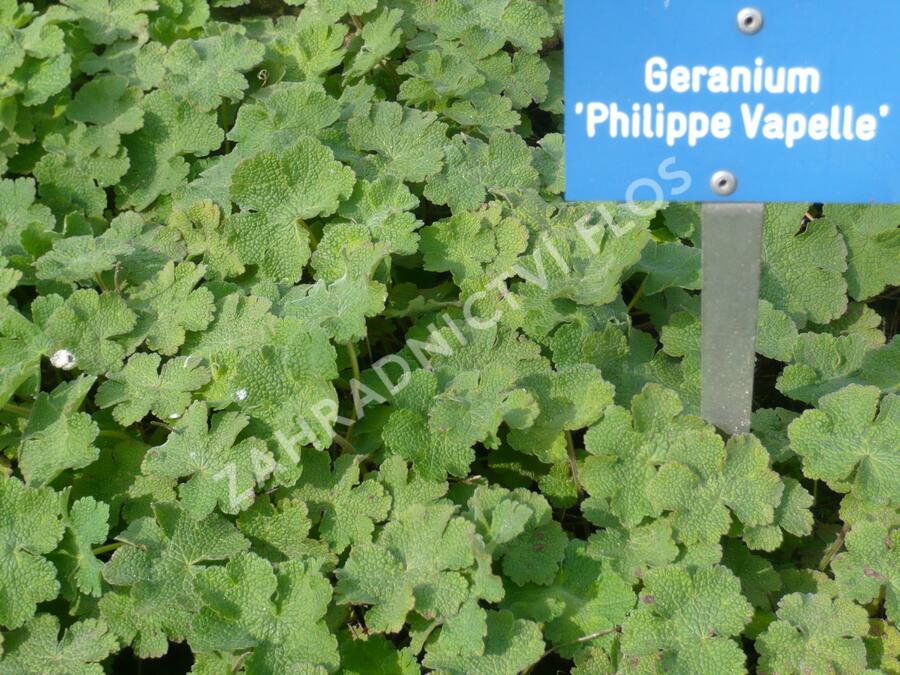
xmin=564 ymin=2 xmax=899 ymax=434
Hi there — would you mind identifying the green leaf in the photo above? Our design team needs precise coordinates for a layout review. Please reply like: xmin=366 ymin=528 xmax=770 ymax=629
xmin=229 ymin=137 xmax=354 ymax=282
xmin=281 ymin=277 xmax=386 ymax=343
xmin=0 ymin=306 xmax=50 ymax=406
xmin=756 ymin=299 xmax=800 ymax=362
xmin=227 ymin=82 xmax=340 ymax=154
xmin=266 ymin=16 xmax=347 ymax=84
xmin=67 ymin=74 xmax=144 ymax=147
xmin=162 ymin=29 xmax=264 ymax=111
xmin=831 ymin=522 xmax=899 ymax=624
xmin=533 ymin=133 xmax=563 ymax=194
xmin=649 ymin=434 xmax=786 ymax=545
xmin=148 ymin=0 xmax=209 ymax=42
xmin=413 ymin=0 xmax=553 ymax=54
xmin=129 ymin=261 xmax=215 ymax=355
xmin=309 ymin=222 xmax=385 ymax=283
xmin=397 ymin=51 xmax=484 ymax=107
xmin=637 ymin=240 xmax=701 ymax=295
xmin=829 ymin=204 xmax=900 ymax=301
xmin=191 ymin=552 xmax=339 ymax=672
xmin=80 ymin=38 xmax=166 ymax=89
xmin=52 ymin=496 xmax=110 ymax=600
xmin=179 ymin=293 xmax=276 ymax=397
xmin=508 ymin=364 xmax=614 ymax=461
xmin=581 ymin=385 xmax=717 ymax=529
xmin=62 ymin=0 xmax=158 ymax=44
xmin=751 ymin=408 xmax=800 ymax=464
xmin=478 ymin=51 xmax=550 ymax=109
xmin=117 ymin=90 xmax=223 ymax=210
xmin=348 ymin=102 xmax=447 ymax=182
xmin=587 ymin=520 xmax=679 ymax=585
xmin=761 ymin=203 xmax=848 ymax=324
xmin=317 ymin=0 xmax=377 ymax=18
xmin=236 ymin=495 xmax=330 ymax=562
xmin=335 ymin=502 xmax=489 ymax=633
xmin=424 ymin=132 xmax=539 ymax=212
xmin=26 ymin=59 xmax=73 ymax=108
xmin=100 ymin=502 xmax=249 ymax=657
xmin=0 ymin=614 xmax=118 ymax=675
xmin=345 ymin=8 xmax=403 ymax=80
xmin=419 ymin=204 xmax=528 ymax=288
xmin=444 ymin=92 xmax=520 ymax=134
xmin=756 ymin=593 xmax=869 ymax=675
xmin=509 ymin=214 xmax=652 ymax=315
xmin=776 ymin=332 xmax=895 ymax=404
xmin=383 ymin=326 xmax=543 ymax=480
xmin=285 ymin=449 xmax=390 ymax=555
xmin=721 ymin=541 xmax=781 ymax=610
xmin=141 ymin=401 xmax=272 ymax=518
xmin=337 ymin=176 xmax=423 ymax=256
xmin=742 ymin=478 xmax=814 ymax=552
xmin=34 ymin=124 xmax=131 ymax=218
xmin=167 ymin=200 xmax=244 ymax=279
xmin=45 ymin=289 xmax=135 ymax=375
xmin=422 ymin=610 xmax=545 ymax=675
xmin=34 ymin=229 xmax=134 ymax=284
xmin=18 ymin=375 xmax=99 ymax=486
xmin=0 ymin=479 xmax=64 ymax=629
xmin=620 ymin=565 xmax=753 ymax=675
xmin=788 ymin=385 xmax=898 ymax=506
xmin=231 ymin=319 xmax=338 ymax=444
xmin=338 ymin=633 xmax=419 ymax=675
xmin=466 ymin=485 xmax=568 ymax=586
xmin=95 ymin=352 xmax=211 ymax=426
xmin=0 ymin=178 xmax=55 ymax=253
xmin=503 ymin=540 xmax=634 ymax=656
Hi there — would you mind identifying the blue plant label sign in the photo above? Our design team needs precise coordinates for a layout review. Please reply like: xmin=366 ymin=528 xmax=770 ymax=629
xmin=564 ymin=1 xmax=900 ymax=203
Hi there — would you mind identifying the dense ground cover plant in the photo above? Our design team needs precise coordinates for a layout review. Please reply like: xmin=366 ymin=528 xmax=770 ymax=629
xmin=0 ymin=0 xmax=898 ymax=672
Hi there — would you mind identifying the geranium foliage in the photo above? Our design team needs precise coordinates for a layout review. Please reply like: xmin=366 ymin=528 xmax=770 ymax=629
xmin=0 ymin=1 xmax=898 ymax=673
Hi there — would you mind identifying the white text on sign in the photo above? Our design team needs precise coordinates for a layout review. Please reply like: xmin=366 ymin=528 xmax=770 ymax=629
xmin=574 ymin=57 xmax=891 ymax=149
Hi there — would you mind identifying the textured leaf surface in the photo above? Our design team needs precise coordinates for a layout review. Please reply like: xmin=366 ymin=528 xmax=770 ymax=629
xmin=757 ymin=593 xmax=869 ymax=675
xmin=1 ymin=2 xmax=897 ymax=672
xmin=0 ymin=479 xmax=64 ymax=629
xmin=761 ymin=203 xmax=848 ymax=324
xmin=788 ymin=385 xmax=898 ymax=506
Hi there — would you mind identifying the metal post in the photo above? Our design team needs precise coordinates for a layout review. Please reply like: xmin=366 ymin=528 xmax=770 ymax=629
xmin=700 ymin=202 xmax=765 ymax=435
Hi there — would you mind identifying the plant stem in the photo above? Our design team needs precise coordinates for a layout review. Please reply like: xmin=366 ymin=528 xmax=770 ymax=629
xmin=301 ymin=221 xmax=319 ymax=250
xmin=2 ymin=402 xmax=31 ymax=416
xmin=819 ymin=523 xmax=850 ymax=571
xmin=344 ymin=341 xmax=361 ymax=441
xmin=383 ymin=299 xmax=463 ymax=319
xmin=489 ymin=188 xmax=515 ymax=207
xmin=332 ymin=434 xmax=358 ymax=456
xmin=98 ymin=429 xmax=145 ymax=445
xmin=230 ymin=652 xmax=251 ymax=674
xmin=867 ymin=589 xmax=885 ymax=616
xmin=345 ymin=341 xmax=361 ymax=385
xmin=92 ymin=542 xmax=124 ymax=555
xmin=552 ymin=626 xmax=620 ymax=652
xmin=626 ymin=279 xmax=646 ymax=313
xmin=525 ymin=626 xmax=621 ymax=673
xmin=565 ymin=430 xmax=582 ymax=495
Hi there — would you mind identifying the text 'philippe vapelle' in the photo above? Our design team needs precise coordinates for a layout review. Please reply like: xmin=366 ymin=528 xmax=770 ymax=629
xmin=573 ymin=57 xmax=892 ymax=148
